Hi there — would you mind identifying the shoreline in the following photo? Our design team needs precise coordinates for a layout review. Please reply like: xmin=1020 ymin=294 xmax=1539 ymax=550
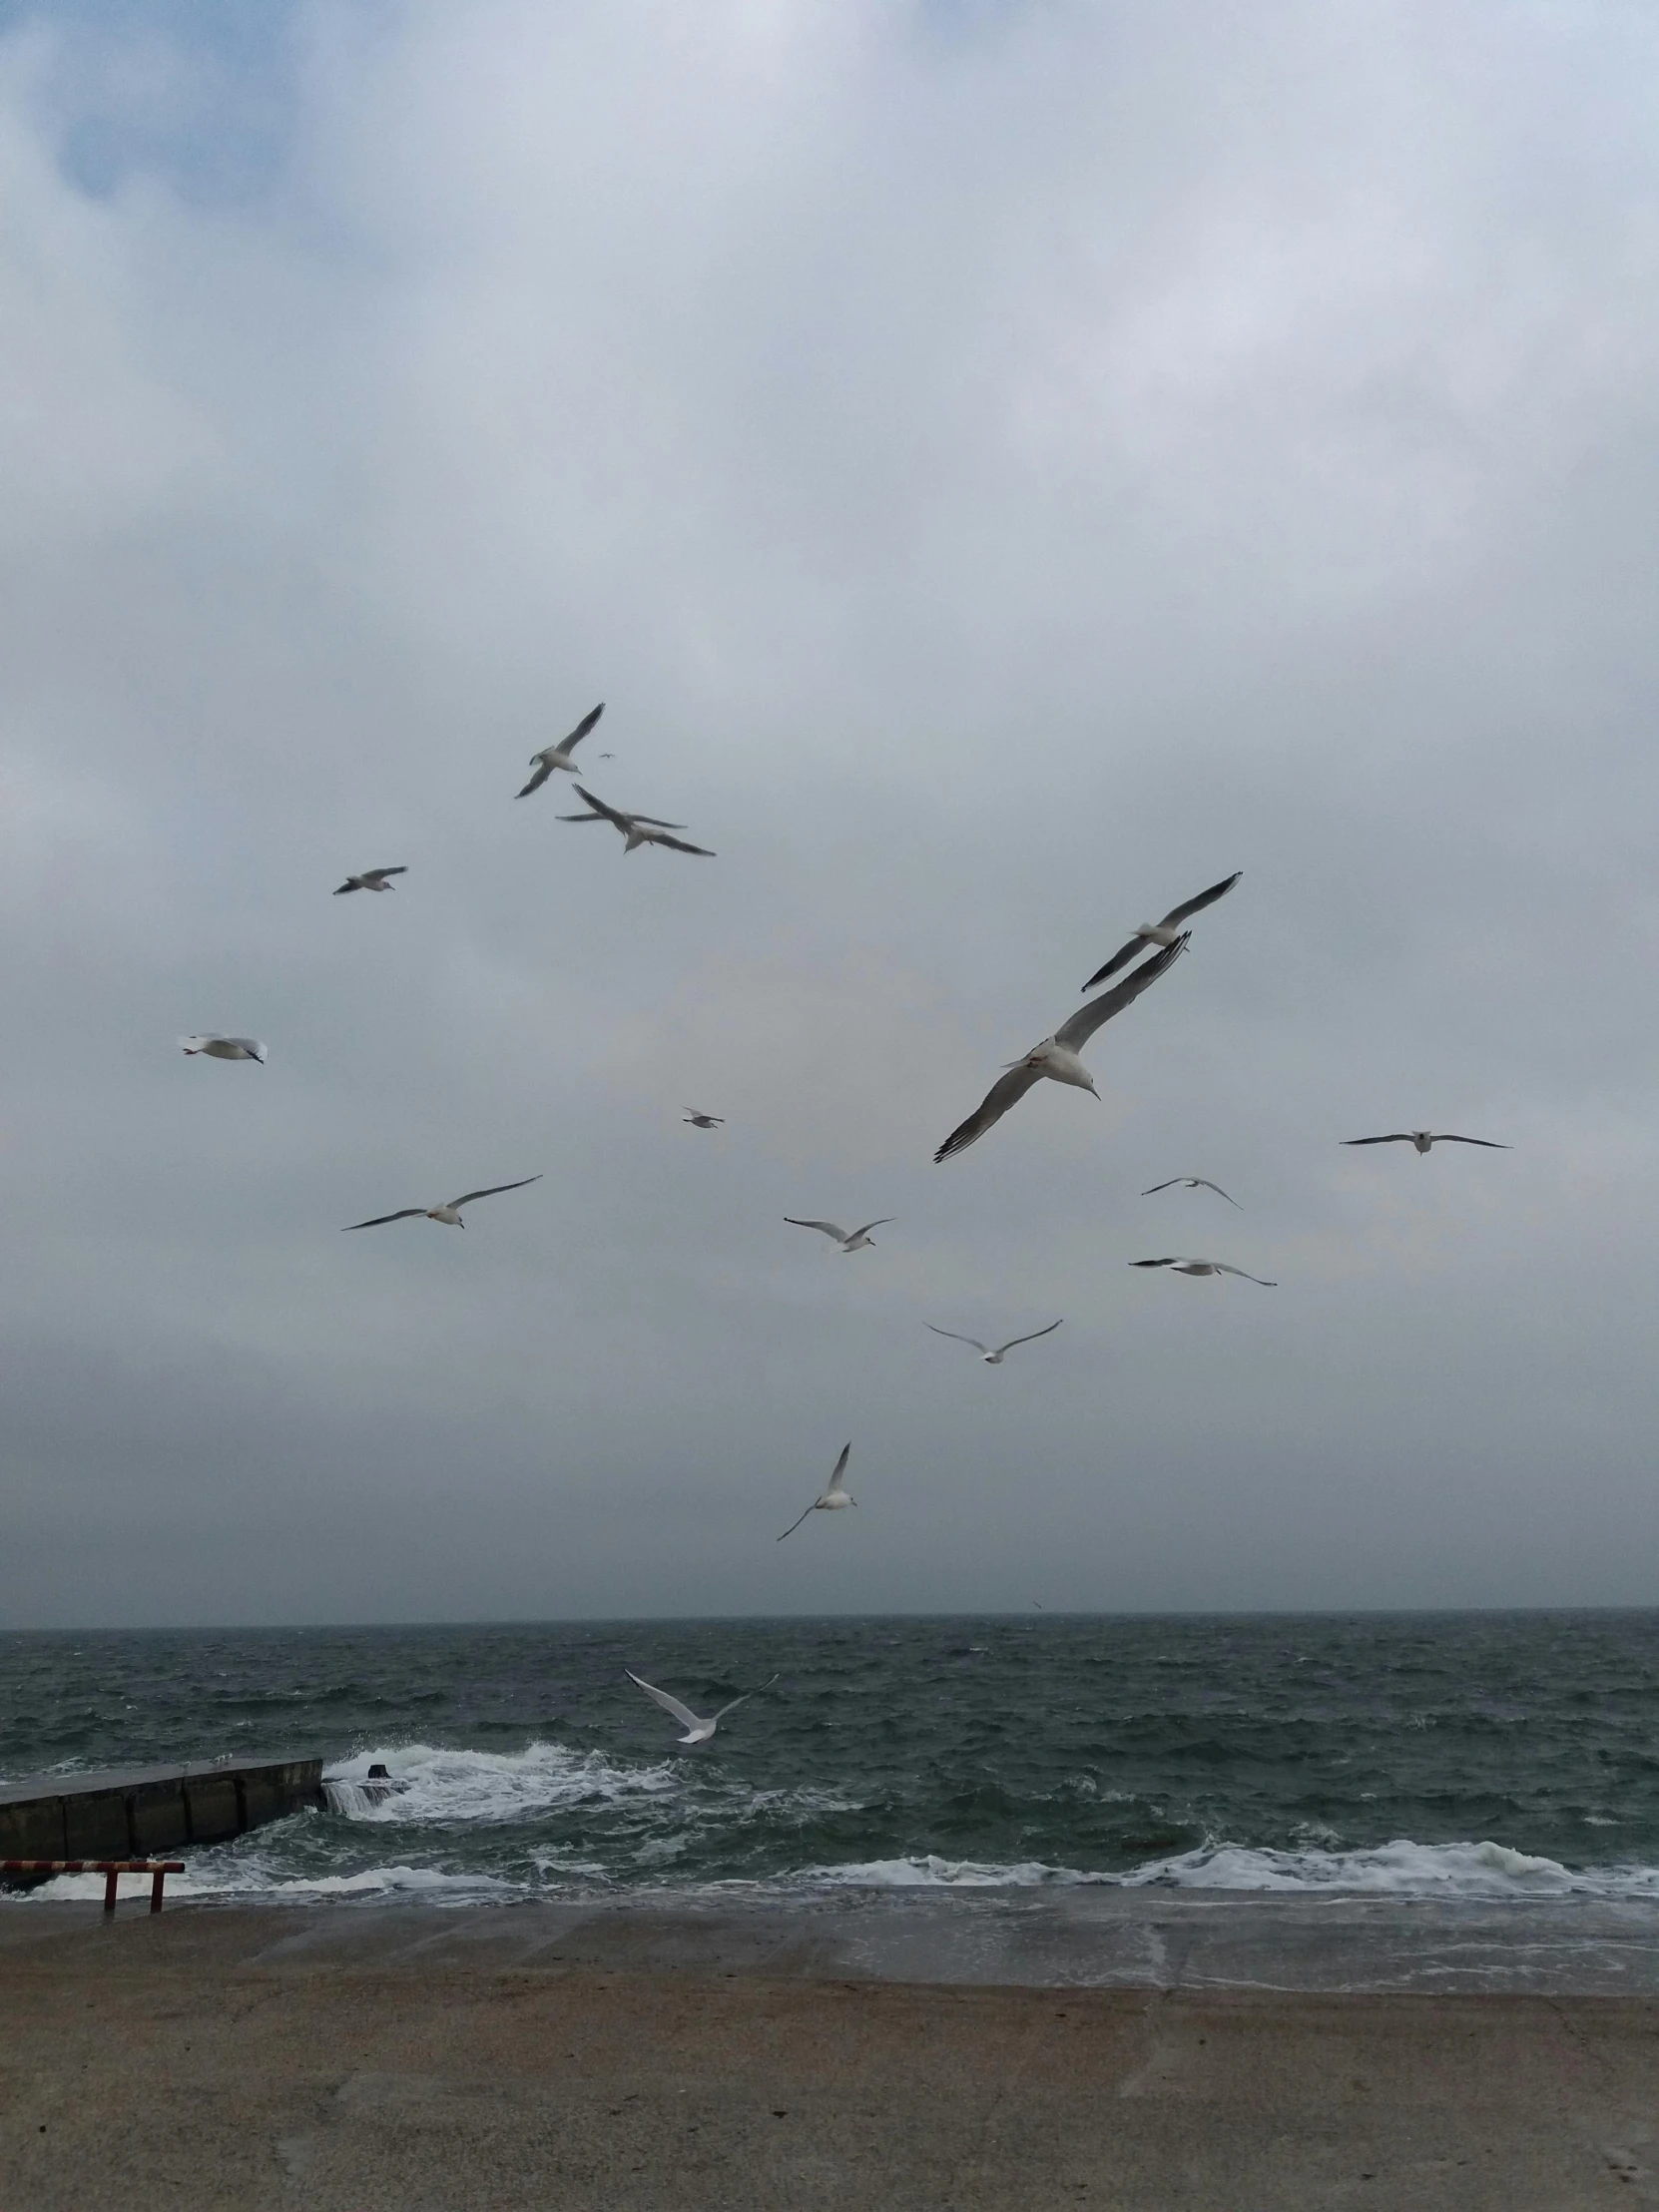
xmin=3 ymin=1902 xmax=1657 ymax=2209
xmin=8 ymin=1885 xmax=1659 ymax=1993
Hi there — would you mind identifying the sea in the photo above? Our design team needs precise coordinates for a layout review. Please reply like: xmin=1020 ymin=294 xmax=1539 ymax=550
xmin=4 ymin=1610 xmax=1659 ymax=1910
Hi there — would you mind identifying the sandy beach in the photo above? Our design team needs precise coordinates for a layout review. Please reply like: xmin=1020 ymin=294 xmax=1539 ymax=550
xmin=3 ymin=1896 xmax=1656 ymax=2210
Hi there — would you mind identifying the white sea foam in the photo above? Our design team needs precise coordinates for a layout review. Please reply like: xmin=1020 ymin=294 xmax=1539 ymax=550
xmin=322 ymin=1741 xmax=679 ymax=1825
xmin=805 ymin=1855 xmax=1087 ymax=1889
xmin=24 ymin=1862 xmax=513 ymax=1906
xmin=1126 ymin=1838 xmax=1659 ymax=1898
xmin=795 ymin=1839 xmax=1659 ymax=1900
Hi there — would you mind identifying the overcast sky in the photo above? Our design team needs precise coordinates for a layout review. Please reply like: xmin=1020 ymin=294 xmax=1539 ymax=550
xmin=2 ymin=0 xmax=1658 ymax=1628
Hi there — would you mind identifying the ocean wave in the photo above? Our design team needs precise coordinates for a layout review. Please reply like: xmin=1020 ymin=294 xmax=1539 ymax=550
xmin=1125 ymin=1838 xmax=1659 ymax=1898
xmin=321 ymin=1741 xmax=681 ymax=1824
xmin=794 ymin=1839 xmax=1659 ymax=1900
xmin=22 ymin=1862 xmax=515 ymax=1906
xmin=320 ymin=1742 xmax=866 ymax=1832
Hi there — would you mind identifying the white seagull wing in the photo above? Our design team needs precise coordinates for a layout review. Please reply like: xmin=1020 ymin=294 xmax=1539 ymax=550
xmin=927 ymin=1326 xmax=989 ymax=1353
xmin=848 ymin=1219 xmax=894 ymax=1241
xmin=343 ymin=1208 xmax=428 ymax=1230
xmin=651 ymin=833 xmax=716 ymax=855
xmin=825 ymin=1443 xmax=851 ymax=1492
xmin=786 ymin=1219 xmax=848 ymax=1242
xmin=1160 ymin=869 xmax=1242 ymax=929
xmin=1141 ymin=1178 xmax=1183 ymax=1195
xmin=776 ymin=1500 xmax=818 ymax=1542
xmin=1194 ymin=1179 xmax=1242 ymax=1206
xmin=561 ymin=702 xmax=605 ymax=754
xmin=517 ymin=760 xmax=555 ymax=798
xmin=445 ymin=1175 xmax=544 ymax=1209
xmin=1054 ymin=935 xmax=1188 ymax=1052
xmin=933 ymin=1062 xmax=1044 ymax=1164
xmin=713 ymin=1673 xmax=779 ymax=1725
xmin=993 ymin=1320 xmax=1064 ymax=1355
xmin=1433 ymin=1135 xmax=1511 ymax=1149
xmin=1342 ymin=1135 xmax=1415 ymax=1146
xmin=625 ymin=1670 xmax=704 ymax=1732
xmin=1214 ymin=1263 xmax=1277 ymax=1286
xmin=1080 ymin=935 xmax=1143 ymax=990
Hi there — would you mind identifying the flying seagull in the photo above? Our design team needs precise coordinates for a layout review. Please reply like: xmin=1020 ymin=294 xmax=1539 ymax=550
xmin=777 ymin=1444 xmax=855 ymax=1541
xmin=1342 ymin=1131 xmax=1510 ymax=1155
xmin=684 ymin=1110 xmax=725 ymax=1129
xmin=785 ymin=1217 xmax=892 ymax=1253
xmin=558 ymin=785 xmax=714 ymax=855
xmin=1142 ymin=1176 xmax=1242 ymax=1207
xmin=517 ymin=703 xmax=605 ymax=796
xmin=181 ymin=1034 xmax=266 ymax=1062
xmin=1083 ymin=871 xmax=1241 ymax=990
xmin=934 ymin=935 xmax=1187 ymax=1164
xmin=1131 ymin=1257 xmax=1277 ymax=1286
xmin=625 ymin=1668 xmax=776 ymax=1746
xmin=342 ymin=1175 xmax=543 ymax=1230
xmin=334 ymin=866 xmax=407 ymax=895
xmin=926 ymin=1320 xmax=1063 ymax=1365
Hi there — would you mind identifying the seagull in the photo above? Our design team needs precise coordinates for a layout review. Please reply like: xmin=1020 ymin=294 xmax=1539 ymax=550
xmin=777 ymin=1445 xmax=855 ymax=1541
xmin=1131 ymin=1257 xmax=1277 ymax=1286
xmin=785 ymin=1217 xmax=892 ymax=1253
xmin=1083 ymin=871 xmax=1241 ymax=989
xmin=1342 ymin=1131 xmax=1510 ymax=1155
xmin=684 ymin=1110 xmax=725 ymax=1129
xmin=926 ymin=1320 xmax=1063 ymax=1365
xmin=517 ymin=704 xmax=605 ymax=796
xmin=557 ymin=785 xmax=714 ymax=855
xmin=181 ymin=1035 xmax=266 ymax=1062
xmin=1142 ymin=1176 xmax=1242 ymax=1207
xmin=625 ymin=1668 xmax=776 ymax=1746
xmin=334 ymin=866 xmax=407 ymax=895
xmin=934 ymin=935 xmax=1187 ymax=1164
xmin=342 ymin=1175 xmax=543 ymax=1230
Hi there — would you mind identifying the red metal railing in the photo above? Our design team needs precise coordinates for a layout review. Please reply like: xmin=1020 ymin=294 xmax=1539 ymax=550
xmin=0 ymin=1860 xmax=186 ymax=1913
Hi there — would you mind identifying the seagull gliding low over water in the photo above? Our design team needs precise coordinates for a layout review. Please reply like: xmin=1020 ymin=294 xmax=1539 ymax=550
xmin=517 ymin=703 xmax=605 ymax=796
xmin=934 ymin=935 xmax=1187 ymax=1164
xmin=1082 ymin=871 xmax=1241 ymax=989
xmin=624 ymin=1668 xmax=776 ymax=1746
xmin=1131 ymin=1257 xmax=1277 ymax=1286
xmin=926 ymin=1320 xmax=1063 ymax=1365
xmin=777 ymin=1445 xmax=855 ymax=1541
xmin=1342 ymin=1131 xmax=1511 ymax=1154
xmin=342 ymin=1175 xmax=543 ymax=1230
xmin=785 ymin=1217 xmax=892 ymax=1253
xmin=684 ymin=1110 xmax=725 ymax=1129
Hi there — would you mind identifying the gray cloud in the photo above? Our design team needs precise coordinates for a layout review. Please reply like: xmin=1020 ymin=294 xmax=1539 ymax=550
xmin=1 ymin=0 xmax=1658 ymax=1625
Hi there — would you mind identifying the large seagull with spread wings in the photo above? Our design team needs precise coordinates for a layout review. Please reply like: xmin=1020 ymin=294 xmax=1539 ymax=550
xmin=933 ymin=936 xmax=1187 ymax=1163
xmin=342 ymin=1176 xmax=543 ymax=1231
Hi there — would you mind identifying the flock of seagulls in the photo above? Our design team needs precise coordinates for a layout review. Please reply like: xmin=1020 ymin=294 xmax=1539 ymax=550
xmin=180 ymin=732 xmax=1509 ymax=1748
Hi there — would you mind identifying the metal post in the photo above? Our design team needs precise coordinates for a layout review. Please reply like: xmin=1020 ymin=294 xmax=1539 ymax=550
xmin=150 ymin=1867 xmax=166 ymax=1914
xmin=103 ymin=1868 xmax=119 ymax=1914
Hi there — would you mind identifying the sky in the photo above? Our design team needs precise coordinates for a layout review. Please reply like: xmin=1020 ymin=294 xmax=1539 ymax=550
xmin=2 ymin=0 xmax=1658 ymax=1627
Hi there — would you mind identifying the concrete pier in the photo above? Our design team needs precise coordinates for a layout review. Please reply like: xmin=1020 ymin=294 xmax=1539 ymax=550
xmin=0 ymin=1757 xmax=322 ymax=1870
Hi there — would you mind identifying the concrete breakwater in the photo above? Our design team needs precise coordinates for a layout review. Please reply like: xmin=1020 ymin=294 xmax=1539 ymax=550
xmin=0 ymin=1756 xmax=323 ymax=1873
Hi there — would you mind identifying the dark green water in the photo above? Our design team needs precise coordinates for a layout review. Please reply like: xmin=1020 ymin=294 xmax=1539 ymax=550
xmin=4 ymin=1611 xmax=1659 ymax=1903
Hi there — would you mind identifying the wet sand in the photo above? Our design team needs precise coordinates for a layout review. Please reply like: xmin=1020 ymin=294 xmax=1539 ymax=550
xmin=2 ymin=1897 xmax=1657 ymax=2209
